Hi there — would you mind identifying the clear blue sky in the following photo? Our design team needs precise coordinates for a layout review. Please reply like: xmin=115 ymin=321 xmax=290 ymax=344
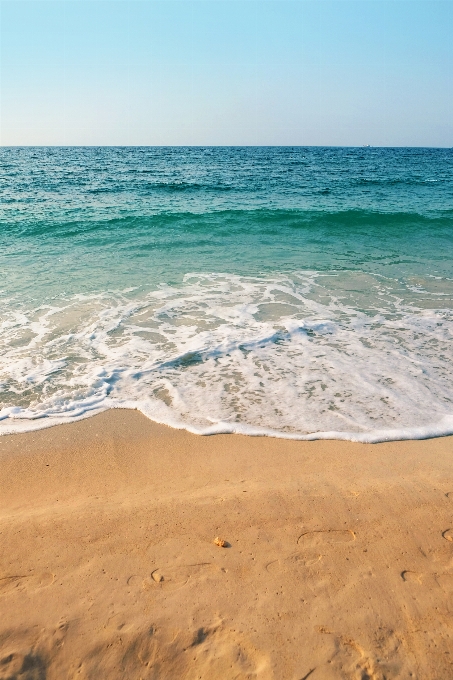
xmin=1 ymin=1 xmax=452 ymax=146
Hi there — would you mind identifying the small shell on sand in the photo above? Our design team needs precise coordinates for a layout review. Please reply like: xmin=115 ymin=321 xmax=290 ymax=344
xmin=214 ymin=537 xmax=228 ymax=547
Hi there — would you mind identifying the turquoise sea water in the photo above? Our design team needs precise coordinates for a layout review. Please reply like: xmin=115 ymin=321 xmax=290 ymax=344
xmin=1 ymin=146 xmax=453 ymax=440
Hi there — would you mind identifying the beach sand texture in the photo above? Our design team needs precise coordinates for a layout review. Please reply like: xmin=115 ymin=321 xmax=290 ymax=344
xmin=1 ymin=409 xmax=453 ymax=679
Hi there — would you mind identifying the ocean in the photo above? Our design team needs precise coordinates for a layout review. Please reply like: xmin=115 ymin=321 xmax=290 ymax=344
xmin=1 ymin=146 xmax=452 ymax=441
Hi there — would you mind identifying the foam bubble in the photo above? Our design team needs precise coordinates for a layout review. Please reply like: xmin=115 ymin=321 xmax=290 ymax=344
xmin=1 ymin=271 xmax=453 ymax=442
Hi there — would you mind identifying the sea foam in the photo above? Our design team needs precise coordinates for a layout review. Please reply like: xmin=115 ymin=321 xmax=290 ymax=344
xmin=1 ymin=270 xmax=453 ymax=442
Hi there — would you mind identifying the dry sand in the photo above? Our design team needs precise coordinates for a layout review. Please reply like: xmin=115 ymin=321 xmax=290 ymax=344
xmin=0 ymin=409 xmax=453 ymax=679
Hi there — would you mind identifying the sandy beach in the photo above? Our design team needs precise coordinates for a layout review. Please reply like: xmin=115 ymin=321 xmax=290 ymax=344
xmin=0 ymin=408 xmax=452 ymax=678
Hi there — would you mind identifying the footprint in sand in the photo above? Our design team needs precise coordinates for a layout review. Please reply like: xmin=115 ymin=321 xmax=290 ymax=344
xmin=0 ymin=573 xmax=54 ymax=596
xmin=264 ymin=560 xmax=282 ymax=575
xmin=401 ymin=570 xmax=423 ymax=584
xmin=126 ymin=575 xmax=140 ymax=588
xmin=297 ymin=530 xmax=355 ymax=548
xmin=442 ymin=529 xmax=453 ymax=542
xmin=104 ymin=613 xmax=134 ymax=633
xmin=266 ymin=553 xmax=322 ymax=575
xmin=143 ymin=563 xmax=218 ymax=591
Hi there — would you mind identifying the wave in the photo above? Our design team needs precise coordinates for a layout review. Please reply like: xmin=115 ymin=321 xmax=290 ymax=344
xmin=1 ymin=271 xmax=453 ymax=442
xmin=2 ymin=208 xmax=452 ymax=239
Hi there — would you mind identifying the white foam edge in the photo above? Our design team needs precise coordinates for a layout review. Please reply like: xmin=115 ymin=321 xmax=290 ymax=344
xmin=1 ymin=399 xmax=453 ymax=444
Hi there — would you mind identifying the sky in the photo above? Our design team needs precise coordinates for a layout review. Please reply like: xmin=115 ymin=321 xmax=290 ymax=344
xmin=1 ymin=0 xmax=452 ymax=146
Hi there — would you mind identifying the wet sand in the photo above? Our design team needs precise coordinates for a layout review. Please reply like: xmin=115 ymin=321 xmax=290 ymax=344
xmin=0 ymin=408 xmax=453 ymax=679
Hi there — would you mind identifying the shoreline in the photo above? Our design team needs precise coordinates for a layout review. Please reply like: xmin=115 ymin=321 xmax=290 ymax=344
xmin=1 ymin=408 xmax=453 ymax=677
xmin=2 ymin=404 xmax=453 ymax=444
